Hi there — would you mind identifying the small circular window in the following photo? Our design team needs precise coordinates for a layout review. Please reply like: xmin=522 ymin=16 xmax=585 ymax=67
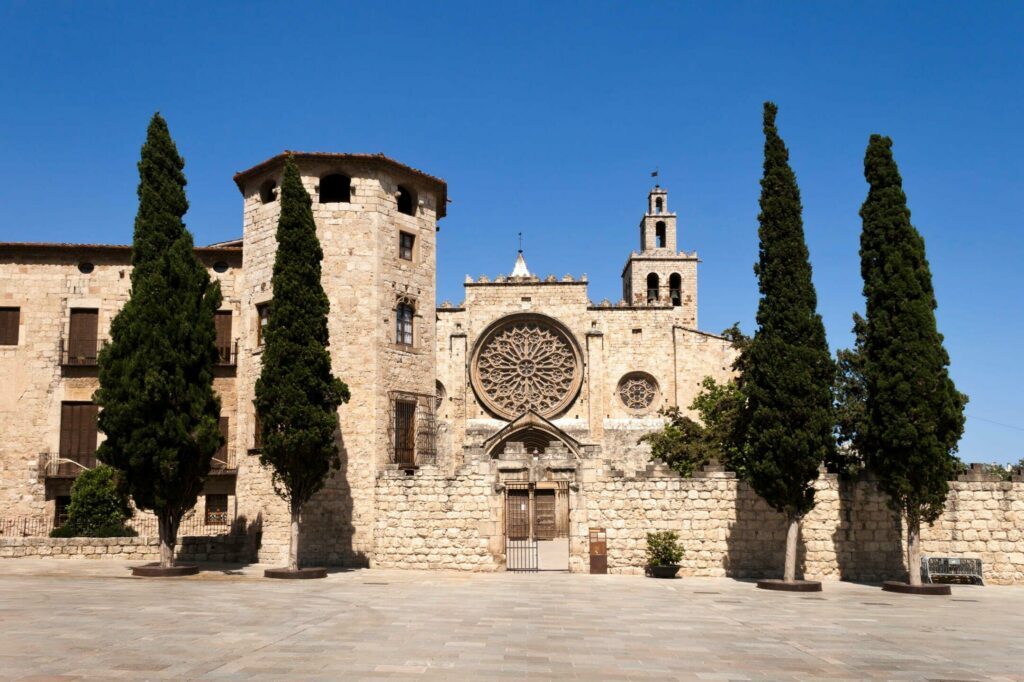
xmin=212 ymin=261 xmax=229 ymax=273
xmin=618 ymin=372 xmax=659 ymax=413
xmin=78 ymin=262 xmax=94 ymax=274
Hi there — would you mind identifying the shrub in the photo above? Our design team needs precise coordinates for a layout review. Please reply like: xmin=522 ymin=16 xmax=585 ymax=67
xmin=50 ymin=465 xmax=136 ymax=538
xmin=645 ymin=531 xmax=683 ymax=567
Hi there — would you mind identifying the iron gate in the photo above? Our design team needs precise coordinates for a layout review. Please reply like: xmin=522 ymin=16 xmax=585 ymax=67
xmin=505 ymin=485 xmax=538 ymax=572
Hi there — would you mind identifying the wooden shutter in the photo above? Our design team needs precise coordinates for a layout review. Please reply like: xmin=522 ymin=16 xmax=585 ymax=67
xmin=59 ymin=402 xmax=98 ymax=472
xmin=68 ymin=309 xmax=98 ymax=363
xmin=215 ymin=311 xmax=232 ymax=363
xmin=534 ymin=490 xmax=557 ymax=540
xmin=394 ymin=400 xmax=416 ymax=465
xmin=0 ymin=307 xmax=19 ymax=345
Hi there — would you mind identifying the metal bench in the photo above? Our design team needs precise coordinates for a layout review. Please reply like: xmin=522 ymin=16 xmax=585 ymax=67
xmin=922 ymin=556 xmax=984 ymax=585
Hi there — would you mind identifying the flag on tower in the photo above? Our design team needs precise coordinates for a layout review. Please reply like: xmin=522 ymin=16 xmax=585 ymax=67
xmin=651 ymin=169 xmax=659 ymax=178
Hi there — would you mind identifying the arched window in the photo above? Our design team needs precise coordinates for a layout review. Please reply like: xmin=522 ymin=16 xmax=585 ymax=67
xmin=655 ymin=197 xmax=663 ymax=214
xmin=319 ymin=174 xmax=351 ymax=203
xmin=655 ymin=221 xmax=666 ymax=248
xmin=396 ymin=185 xmax=416 ymax=216
xmin=646 ymin=273 xmax=660 ymax=303
xmin=669 ymin=273 xmax=682 ymax=307
xmin=259 ymin=179 xmax=277 ymax=204
xmin=396 ymin=301 xmax=414 ymax=346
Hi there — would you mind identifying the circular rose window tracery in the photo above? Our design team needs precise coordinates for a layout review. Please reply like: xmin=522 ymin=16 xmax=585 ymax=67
xmin=471 ymin=314 xmax=583 ymax=420
xmin=618 ymin=372 xmax=659 ymax=412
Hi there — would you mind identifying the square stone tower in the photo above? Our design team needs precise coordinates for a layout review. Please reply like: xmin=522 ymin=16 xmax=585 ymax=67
xmin=231 ymin=152 xmax=446 ymax=565
xmin=621 ymin=186 xmax=699 ymax=326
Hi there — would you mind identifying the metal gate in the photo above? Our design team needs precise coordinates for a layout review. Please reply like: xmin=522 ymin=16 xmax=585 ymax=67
xmin=505 ymin=485 xmax=538 ymax=572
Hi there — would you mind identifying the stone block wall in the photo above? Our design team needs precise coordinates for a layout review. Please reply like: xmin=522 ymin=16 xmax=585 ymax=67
xmin=0 ymin=534 xmax=255 ymax=563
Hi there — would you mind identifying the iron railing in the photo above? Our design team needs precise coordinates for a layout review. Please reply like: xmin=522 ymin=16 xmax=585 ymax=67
xmin=59 ymin=338 xmax=104 ymax=366
xmin=387 ymin=390 xmax=437 ymax=467
xmin=208 ymin=449 xmax=237 ymax=473
xmin=39 ymin=452 xmax=94 ymax=479
xmin=216 ymin=340 xmax=238 ymax=367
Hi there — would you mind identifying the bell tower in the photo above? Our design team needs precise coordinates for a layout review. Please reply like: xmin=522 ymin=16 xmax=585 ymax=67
xmin=621 ymin=185 xmax=699 ymax=326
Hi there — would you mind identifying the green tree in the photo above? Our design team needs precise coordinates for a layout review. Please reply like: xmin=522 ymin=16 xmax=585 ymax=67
xmin=95 ymin=113 xmax=223 ymax=568
xmin=831 ymin=313 xmax=868 ymax=477
xmin=858 ymin=135 xmax=967 ymax=586
xmin=738 ymin=102 xmax=836 ymax=583
xmin=254 ymin=157 xmax=350 ymax=572
xmin=51 ymin=465 xmax=135 ymax=538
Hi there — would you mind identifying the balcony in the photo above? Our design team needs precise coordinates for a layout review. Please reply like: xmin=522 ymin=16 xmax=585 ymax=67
xmin=59 ymin=338 xmax=103 ymax=367
xmin=39 ymin=452 xmax=94 ymax=480
xmin=216 ymin=340 xmax=238 ymax=367
xmin=208 ymin=449 xmax=237 ymax=475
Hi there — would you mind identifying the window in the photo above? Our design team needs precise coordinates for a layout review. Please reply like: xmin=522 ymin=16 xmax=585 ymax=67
xmin=319 ymin=174 xmax=351 ymax=203
xmin=669 ymin=273 xmax=682 ymax=307
xmin=54 ymin=496 xmax=71 ymax=527
xmin=256 ymin=303 xmax=270 ymax=346
xmin=655 ymin=221 xmax=666 ymax=248
xmin=78 ymin=262 xmax=94 ymax=274
xmin=655 ymin=196 xmax=663 ymax=214
xmin=0 ymin=307 xmax=19 ymax=345
xmin=205 ymin=494 xmax=229 ymax=525
xmin=396 ymin=302 xmax=414 ymax=346
xmin=66 ymin=309 xmax=99 ymax=365
xmin=396 ymin=185 xmax=415 ymax=216
xmin=646 ymin=273 xmax=660 ymax=303
xmin=213 ymin=416 xmax=229 ymax=468
xmin=393 ymin=400 xmax=416 ymax=466
xmin=259 ymin=179 xmax=277 ymax=204
xmin=399 ymin=231 xmax=415 ymax=261
xmin=59 ymin=401 xmax=99 ymax=472
xmin=215 ymin=310 xmax=233 ymax=364
xmin=253 ymin=412 xmax=263 ymax=450
xmin=212 ymin=261 xmax=229 ymax=274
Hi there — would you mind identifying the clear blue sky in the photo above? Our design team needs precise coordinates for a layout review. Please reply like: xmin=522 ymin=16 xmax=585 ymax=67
xmin=1 ymin=2 xmax=1021 ymax=463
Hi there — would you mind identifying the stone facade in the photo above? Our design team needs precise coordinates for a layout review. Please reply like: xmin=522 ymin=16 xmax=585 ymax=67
xmin=2 ymin=152 xmax=1021 ymax=583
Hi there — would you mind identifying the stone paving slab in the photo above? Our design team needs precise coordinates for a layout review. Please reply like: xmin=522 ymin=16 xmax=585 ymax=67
xmin=0 ymin=560 xmax=1022 ymax=680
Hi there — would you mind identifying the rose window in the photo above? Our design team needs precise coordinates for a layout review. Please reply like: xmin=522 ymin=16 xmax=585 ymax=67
xmin=618 ymin=373 xmax=658 ymax=412
xmin=471 ymin=315 xmax=582 ymax=420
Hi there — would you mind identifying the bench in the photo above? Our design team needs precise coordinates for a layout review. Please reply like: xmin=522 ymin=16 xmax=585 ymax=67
xmin=922 ymin=556 xmax=984 ymax=585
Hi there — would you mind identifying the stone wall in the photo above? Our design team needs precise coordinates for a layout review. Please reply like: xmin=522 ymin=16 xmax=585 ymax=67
xmin=0 ymin=534 xmax=256 ymax=563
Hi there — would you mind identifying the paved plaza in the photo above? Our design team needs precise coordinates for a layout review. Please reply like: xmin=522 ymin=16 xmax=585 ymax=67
xmin=1 ymin=561 xmax=1022 ymax=680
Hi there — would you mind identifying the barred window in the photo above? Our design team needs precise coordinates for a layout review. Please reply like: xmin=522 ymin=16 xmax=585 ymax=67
xmin=394 ymin=400 xmax=416 ymax=466
xmin=205 ymin=494 xmax=229 ymax=525
xmin=396 ymin=303 xmax=414 ymax=346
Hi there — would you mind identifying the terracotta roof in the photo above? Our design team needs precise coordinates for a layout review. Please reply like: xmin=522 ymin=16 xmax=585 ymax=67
xmin=232 ymin=151 xmax=448 ymax=218
xmin=0 ymin=242 xmax=242 ymax=256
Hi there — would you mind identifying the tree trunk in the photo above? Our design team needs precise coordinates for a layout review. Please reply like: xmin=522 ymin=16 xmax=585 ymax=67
xmin=907 ymin=518 xmax=922 ymax=586
xmin=157 ymin=514 xmax=178 ymax=569
xmin=783 ymin=515 xmax=800 ymax=583
xmin=289 ymin=505 xmax=301 ymax=571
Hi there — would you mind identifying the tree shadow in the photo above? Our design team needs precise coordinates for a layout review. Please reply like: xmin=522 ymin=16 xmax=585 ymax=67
xmin=833 ymin=471 xmax=905 ymax=583
xmin=296 ymin=429 xmax=369 ymax=568
xmin=724 ymin=481 xmax=807 ymax=580
xmin=177 ymin=512 xmax=263 ymax=565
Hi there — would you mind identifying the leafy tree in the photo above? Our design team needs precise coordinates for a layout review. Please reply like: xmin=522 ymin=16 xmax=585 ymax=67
xmin=50 ymin=465 xmax=136 ymax=538
xmin=641 ymin=406 xmax=708 ymax=477
xmin=95 ymin=113 xmax=223 ymax=568
xmin=831 ymin=313 xmax=868 ymax=476
xmin=858 ymin=134 xmax=967 ymax=586
xmin=254 ymin=157 xmax=350 ymax=571
xmin=738 ymin=102 xmax=836 ymax=583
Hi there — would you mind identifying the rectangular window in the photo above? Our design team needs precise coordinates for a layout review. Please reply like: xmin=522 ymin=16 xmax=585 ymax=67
xmin=213 ymin=416 xmax=229 ymax=467
xmin=55 ymin=496 xmax=72 ymax=527
xmin=59 ymin=401 xmax=99 ymax=473
xmin=399 ymin=232 xmax=415 ymax=261
xmin=205 ymin=494 xmax=229 ymax=525
xmin=0 ymin=307 xmax=19 ymax=345
xmin=67 ymin=308 xmax=99 ymax=364
xmin=253 ymin=412 xmax=263 ymax=450
xmin=396 ymin=303 xmax=414 ymax=346
xmin=393 ymin=400 xmax=416 ymax=466
xmin=215 ymin=310 xmax=233 ymax=363
xmin=256 ymin=303 xmax=270 ymax=347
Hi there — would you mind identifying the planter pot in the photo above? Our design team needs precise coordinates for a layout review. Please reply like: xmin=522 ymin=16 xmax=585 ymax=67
xmin=647 ymin=565 xmax=680 ymax=579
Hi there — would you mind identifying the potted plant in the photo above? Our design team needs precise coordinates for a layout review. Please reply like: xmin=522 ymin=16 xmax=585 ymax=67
xmin=645 ymin=530 xmax=683 ymax=578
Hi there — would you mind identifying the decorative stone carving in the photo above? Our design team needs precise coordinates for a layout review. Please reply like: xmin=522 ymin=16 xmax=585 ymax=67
xmin=618 ymin=372 xmax=658 ymax=412
xmin=471 ymin=314 xmax=583 ymax=420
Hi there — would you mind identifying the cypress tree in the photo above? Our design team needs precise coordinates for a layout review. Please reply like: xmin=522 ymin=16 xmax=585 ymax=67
xmin=254 ymin=157 xmax=350 ymax=572
xmin=858 ymin=135 xmax=966 ymax=586
xmin=739 ymin=102 xmax=836 ymax=583
xmin=95 ymin=113 xmax=223 ymax=568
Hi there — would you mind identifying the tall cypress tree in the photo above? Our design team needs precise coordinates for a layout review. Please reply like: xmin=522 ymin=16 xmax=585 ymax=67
xmin=858 ymin=135 xmax=966 ymax=586
xmin=95 ymin=113 xmax=223 ymax=569
xmin=254 ymin=157 xmax=349 ymax=572
xmin=739 ymin=102 xmax=836 ymax=583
